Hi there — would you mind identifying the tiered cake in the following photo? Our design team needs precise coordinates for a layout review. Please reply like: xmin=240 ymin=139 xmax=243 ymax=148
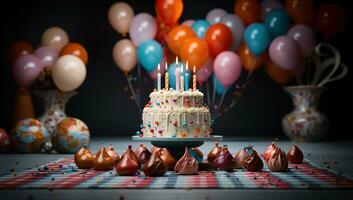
xmin=141 ymin=89 xmax=212 ymax=138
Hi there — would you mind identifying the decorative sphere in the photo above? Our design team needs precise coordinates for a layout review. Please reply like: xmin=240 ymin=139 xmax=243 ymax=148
xmin=53 ymin=117 xmax=90 ymax=153
xmin=11 ymin=118 xmax=49 ymax=153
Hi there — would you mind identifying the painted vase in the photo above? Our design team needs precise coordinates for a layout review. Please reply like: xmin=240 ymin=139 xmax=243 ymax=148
xmin=34 ymin=90 xmax=76 ymax=150
xmin=282 ymin=86 xmax=329 ymax=142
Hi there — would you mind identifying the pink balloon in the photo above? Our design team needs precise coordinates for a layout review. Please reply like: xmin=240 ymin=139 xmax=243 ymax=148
xmin=261 ymin=0 xmax=283 ymax=20
xmin=287 ymin=25 xmax=316 ymax=58
xmin=34 ymin=46 xmax=59 ymax=68
xmin=129 ymin=13 xmax=157 ymax=46
xmin=214 ymin=51 xmax=242 ymax=87
xmin=197 ymin=56 xmax=214 ymax=83
xmin=149 ymin=53 xmax=167 ymax=81
xmin=13 ymin=54 xmax=43 ymax=89
xmin=269 ymin=36 xmax=302 ymax=70
xmin=182 ymin=19 xmax=195 ymax=27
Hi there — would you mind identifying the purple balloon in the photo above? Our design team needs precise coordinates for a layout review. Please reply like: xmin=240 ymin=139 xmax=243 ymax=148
xmin=261 ymin=0 xmax=283 ymax=20
xmin=13 ymin=54 xmax=43 ymax=89
xmin=197 ymin=56 xmax=214 ymax=83
xmin=34 ymin=46 xmax=59 ymax=68
xmin=129 ymin=13 xmax=157 ymax=46
xmin=269 ymin=36 xmax=302 ymax=70
xmin=287 ymin=25 xmax=316 ymax=58
xmin=220 ymin=14 xmax=245 ymax=50
xmin=214 ymin=51 xmax=242 ymax=87
xmin=206 ymin=8 xmax=227 ymax=24
xmin=182 ymin=19 xmax=195 ymax=27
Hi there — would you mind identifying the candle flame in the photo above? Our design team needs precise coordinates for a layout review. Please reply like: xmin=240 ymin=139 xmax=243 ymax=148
xmin=186 ymin=61 xmax=188 ymax=71
xmin=176 ymin=57 xmax=178 ymax=65
xmin=165 ymin=62 xmax=168 ymax=70
xmin=157 ymin=63 xmax=160 ymax=71
xmin=193 ymin=66 xmax=196 ymax=73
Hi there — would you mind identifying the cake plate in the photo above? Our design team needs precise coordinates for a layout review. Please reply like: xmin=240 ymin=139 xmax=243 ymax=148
xmin=132 ymin=135 xmax=223 ymax=159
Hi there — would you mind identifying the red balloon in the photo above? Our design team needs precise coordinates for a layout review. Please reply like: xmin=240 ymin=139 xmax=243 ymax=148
xmin=316 ymin=4 xmax=346 ymax=39
xmin=285 ymin=0 xmax=315 ymax=27
xmin=156 ymin=16 xmax=178 ymax=45
xmin=234 ymin=0 xmax=261 ymax=26
xmin=205 ymin=24 xmax=233 ymax=56
xmin=155 ymin=0 xmax=183 ymax=25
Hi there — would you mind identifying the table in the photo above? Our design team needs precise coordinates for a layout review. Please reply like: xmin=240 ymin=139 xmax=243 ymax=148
xmin=0 ymin=137 xmax=352 ymax=200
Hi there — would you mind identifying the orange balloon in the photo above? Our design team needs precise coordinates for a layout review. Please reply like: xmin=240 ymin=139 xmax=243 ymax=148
xmin=167 ymin=25 xmax=196 ymax=56
xmin=205 ymin=24 xmax=233 ymax=56
xmin=238 ymin=43 xmax=265 ymax=71
xmin=60 ymin=43 xmax=88 ymax=65
xmin=8 ymin=41 xmax=34 ymax=65
xmin=285 ymin=0 xmax=315 ymax=27
xmin=234 ymin=0 xmax=261 ymax=26
xmin=155 ymin=0 xmax=183 ymax=25
xmin=156 ymin=16 xmax=178 ymax=45
xmin=316 ymin=4 xmax=346 ymax=39
xmin=180 ymin=37 xmax=209 ymax=71
xmin=265 ymin=59 xmax=294 ymax=84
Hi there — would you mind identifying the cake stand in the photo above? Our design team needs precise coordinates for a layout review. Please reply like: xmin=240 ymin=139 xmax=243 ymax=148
xmin=132 ymin=135 xmax=223 ymax=159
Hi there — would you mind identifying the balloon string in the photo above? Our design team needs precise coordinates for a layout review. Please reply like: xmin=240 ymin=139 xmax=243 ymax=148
xmin=125 ymin=74 xmax=142 ymax=115
xmin=212 ymin=92 xmax=226 ymax=123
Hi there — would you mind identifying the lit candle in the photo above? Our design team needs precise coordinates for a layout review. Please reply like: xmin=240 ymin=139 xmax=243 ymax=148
xmin=193 ymin=66 xmax=197 ymax=91
xmin=175 ymin=65 xmax=180 ymax=91
xmin=180 ymin=64 xmax=184 ymax=91
xmin=157 ymin=64 xmax=161 ymax=91
xmin=164 ymin=62 xmax=169 ymax=90
xmin=185 ymin=61 xmax=190 ymax=91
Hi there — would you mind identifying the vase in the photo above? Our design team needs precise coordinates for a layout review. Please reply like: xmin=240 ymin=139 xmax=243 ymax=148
xmin=34 ymin=90 xmax=76 ymax=150
xmin=282 ymin=86 xmax=329 ymax=142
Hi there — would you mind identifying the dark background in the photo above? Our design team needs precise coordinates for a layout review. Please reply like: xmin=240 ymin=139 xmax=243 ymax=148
xmin=0 ymin=0 xmax=352 ymax=139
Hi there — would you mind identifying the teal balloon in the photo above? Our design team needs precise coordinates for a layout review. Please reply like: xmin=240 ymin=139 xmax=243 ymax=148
xmin=244 ymin=23 xmax=271 ymax=56
xmin=191 ymin=20 xmax=211 ymax=38
xmin=137 ymin=39 xmax=163 ymax=72
xmin=213 ymin=75 xmax=228 ymax=95
xmin=264 ymin=9 xmax=291 ymax=38
xmin=168 ymin=62 xmax=190 ymax=90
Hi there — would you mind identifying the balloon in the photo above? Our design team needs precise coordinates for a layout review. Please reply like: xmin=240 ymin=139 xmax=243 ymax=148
xmin=220 ymin=14 xmax=245 ymax=51
xmin=261 ymin=0 xmax=283 ymax=20
xmin=244 ymin=23 xmax=271 ymax=56
xmin=167 ymin=25 xmax=196 ymax=56
xmin=41 ymin=27 xmax=69 ymax=51
xmin=167 ymin=62 xmax=188 ymax=89
xmin=129 ymin=13 xmax=157 ymax=46
xmin=137 ymin=40 xmax=163 ymax=72
xmin=34 ymin=46 xmax=59 ymax=68
xmin=265 ymin=59 xmax=294 ymax=84
xmin=214 ymin=51 xmax=242 ymax=87
xmin=165 ymin=46 xmax=177 ymax=64
xmin=180 ymin=37 xmax=209 ymax=71
xmin=213 ymin=75 xmax=228 ymax=95
xmin=234 ymin=0 xmax=261 ymax=26
xmin=264 ymin=9 xmax=291 ymax=38
xmin=182 ymin=19 xmax=194 ymax=27
xmin=238 ymin=43 xmax=265 ymax=71
xmin=8 ymin=41 xmax=34 ymax=65
xmin=113 ymin=39 xmax=137 ymax=73
xmin=60 ymin=43 xmax=88 ymax=65
xmin=12 ymin=54 xmax=43 ymax=89
xmin=155 ymin=0 xmax=183 ymax=25
xmin=287 ymin=25 xmax=315 ymax=57
xmin=269 ymin=36 xmax=301 ymax=70
xmin=316 ymin=4 xmax=346 ymax=39
xmin=108 ymin=2 xmax=134 ymax=36
xmin=149 ymin=53 xmax=167 ymax=81
xmin=285 ymin=0 xmax=315 ymax=27
xmin=191 ymin=20 xmax=210 ymax=38
xmin=205 ymin=24 xmax=233 ymax=56
xmin=52 ymin=55 xmax=86 ymax=92
xmin=206 ymin=8 xmax=227 ymax=24
xmin=156 ymin=16 xmax=178 ymax=45
xmin=197 ymin=56 xmax=214 ymax=83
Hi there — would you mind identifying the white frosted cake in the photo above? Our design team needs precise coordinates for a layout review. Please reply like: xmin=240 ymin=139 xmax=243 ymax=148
xmin=140 ymin=89 xmax=212 ymax=138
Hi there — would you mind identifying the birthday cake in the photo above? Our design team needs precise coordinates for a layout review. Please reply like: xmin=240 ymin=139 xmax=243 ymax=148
xmin=141 ymin=89 xmax=212 ymax=138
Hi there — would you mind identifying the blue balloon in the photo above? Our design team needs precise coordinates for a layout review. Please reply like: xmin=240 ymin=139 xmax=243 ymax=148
xmin=168 ymin=62 xmax=191 ymax=90
xmin=264 ymin=9 xmax=291 ymax=38
xmin=213 ymin=75 xmax=228 ymax=95
xmin=244 ymin=23 xmax=271 ymax=56
xmin=137 ymin=40 xmax=163 ymax=72
xmin=191 ymin=20 xmax=211 ymax=38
